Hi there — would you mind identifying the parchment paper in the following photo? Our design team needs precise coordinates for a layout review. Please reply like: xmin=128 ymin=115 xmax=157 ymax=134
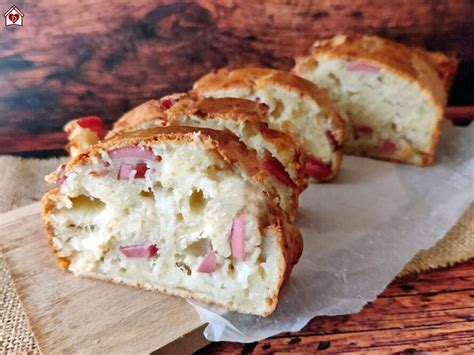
xmin=191 ymin=121 xmax=474 ymax=343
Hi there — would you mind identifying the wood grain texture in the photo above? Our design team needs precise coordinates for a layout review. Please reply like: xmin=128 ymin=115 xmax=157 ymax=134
xmin=0 ymin=0 xmax=473 ymax=154
xmin=0 ymin=203 xmax=207 ymax=353
xmin=199 ymin=260 xmax=474 ymax=353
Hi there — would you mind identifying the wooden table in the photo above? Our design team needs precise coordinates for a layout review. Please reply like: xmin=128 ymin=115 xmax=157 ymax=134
xmin=198 ymin=261 xmax=474 ymax=353
xmin=1 ymin=1 xmax=473 ymax=352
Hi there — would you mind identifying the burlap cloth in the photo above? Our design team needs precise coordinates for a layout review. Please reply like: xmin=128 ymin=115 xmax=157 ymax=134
xmin=0 ymin=156 xmax=472 ymax=353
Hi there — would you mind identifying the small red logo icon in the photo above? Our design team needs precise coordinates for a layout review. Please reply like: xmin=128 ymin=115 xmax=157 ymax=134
xmin=4 ymin=5 xmax=24 ymax=27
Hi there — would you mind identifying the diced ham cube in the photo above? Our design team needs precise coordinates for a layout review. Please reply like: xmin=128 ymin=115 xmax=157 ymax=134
xmin=347 ymin=62 xmax=380 ymax=73
xmin=197 ymin=251 xmax=217 ymax=273
xmin=230 ymin=212 xmax=246 ymax=260
xmin=304 ymin=156 xmax=332 ymax=180
xmin=117 ymin=163 xmax=148 ymax=180
xmin=160 ymin=98 xmax=174 ymax=109
xmin=380 ymin=139 xmax=397 ymax=154
xmin=262 ymin=157 xmax=294 ymax=187
xmin=108 ymin=147 xmax=161 ymax=162
xmin=76 ymin=116 xmax=105 ymax=139
xmin=120 ymin=244 xmax=158 ymax=258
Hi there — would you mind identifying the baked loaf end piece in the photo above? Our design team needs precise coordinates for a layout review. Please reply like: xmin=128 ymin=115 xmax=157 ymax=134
xmin=192 ymin=67 xmax=345 ymax=182
xmin=64 ymin=116 xmax=105 ymax=157
xmin=293 ymin=34 xmax=458 ymax=166
xmin=42 ymin=126 xmax=303 ymax=316
xmin=109 ymin=95 xmax=305 ymax=220
xmin=110 ymin=94 xmax=307 ymax=194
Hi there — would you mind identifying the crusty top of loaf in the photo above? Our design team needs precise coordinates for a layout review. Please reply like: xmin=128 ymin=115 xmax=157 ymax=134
xmin=166 ymin=95 xmax=301 ymax=158
xmin=110 ymin=93 xmax=188 ymax=137
xmin=193 ymin=67 xmax=344 ymax=129
xmin=303 ymin=34 xmax=456 ymax=106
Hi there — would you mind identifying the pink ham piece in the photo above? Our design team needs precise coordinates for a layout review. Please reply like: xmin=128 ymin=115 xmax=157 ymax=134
xmin=197 ymin=251 xmax=217 ymax=273
xmin=117 ymin=163 xmax=148 ymax=180
xmin=230 ymin=212 xmax=246 ymax=260
xmin=108 ymin=147 xmax=161 ymax=162
xmin=262 ymin=157 xmax=294 ymax=187
xmin=76 ymin=116 xmax=105 ymax=139
xmin=354 ymin=125 xmax=374 ymax=135
xmin=380 ymin=139 xmax=397 ymax=154
xmin=160 ymin=98 xmax=174 ymax=109
xmin=304 ymin=156 xmax=332 ymax=180
xmin=347 ymin=62 xmax=380 ymax=73
xmin=120 ymin=244 xmax=158 ymax=258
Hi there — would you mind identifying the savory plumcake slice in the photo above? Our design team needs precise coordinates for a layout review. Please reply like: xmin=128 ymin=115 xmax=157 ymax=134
xmin=293 ymin=35 xmax=458 ymax=166
xmin=42 ymin=126 xmax=303 ymax=316
xmin=111 ymin=93 xmax=187 ymax=137
xmin=110 ymin=94 xmax=307 ymax=194
xmin=64 ymin=116 xmax=106 ymax=157
xmin=192 ymin=67 xmax=345 ymax=182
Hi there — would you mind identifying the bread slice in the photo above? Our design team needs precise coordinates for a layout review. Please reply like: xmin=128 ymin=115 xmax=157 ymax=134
xmin=42 ymin=126 xmax=303 ymax=316
xmin=109 ymin=95 xmax=304 ymax=220
xmin=110 ymin=94 xmax=307 ymax=193
xmin=293 ymin=35 xmax=458 ymax=166
xmin=192 ymin=67 xmax=345 ymax=182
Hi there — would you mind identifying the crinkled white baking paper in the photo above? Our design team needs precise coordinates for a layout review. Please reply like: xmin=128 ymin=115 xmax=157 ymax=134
xmin=191 ymin=122 xmax=474 ymax=343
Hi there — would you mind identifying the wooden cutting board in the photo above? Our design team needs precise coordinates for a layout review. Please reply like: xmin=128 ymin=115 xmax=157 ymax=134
xmin=0 ymin=203 xmax=208 ymax=353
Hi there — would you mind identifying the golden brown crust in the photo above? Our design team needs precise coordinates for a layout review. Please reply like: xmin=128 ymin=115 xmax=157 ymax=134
xmin=192 ymin=67 xmax=346 ymax=181
xmin=411 ymin=47 xmax=459 ymax=93
xmin=168 ymin=93 xmax=270 ymax=124
xmin=41 ymin=127 xmax=303 ymax=316
xmin=41 ymin=188 xmax=71 ymax=270
xmin=111 ymin=99 xmax=165 ymax=135
xmin=64 ymin=120 xmax=102 ymax=158
xmin=109 ymin=93 xmax=191 ymax=137
xmin=293 ymin=34 xmax=456 ymax=167
xmin=109 ymin=93 xmax=271 ymax=137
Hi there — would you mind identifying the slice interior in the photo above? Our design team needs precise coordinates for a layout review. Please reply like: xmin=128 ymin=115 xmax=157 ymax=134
xmin=296 ymin=58 xmax=441 ymax=164
xmin=43 ymin=127 xmax=302 ymax=316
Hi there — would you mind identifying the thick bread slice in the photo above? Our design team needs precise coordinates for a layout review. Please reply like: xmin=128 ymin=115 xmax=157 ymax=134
xmin=109 ymin=95 xmax=304 ymax=220
xmin=42 ymin=126 xmax=303 ymax=316
xmin=110 ymin=94 xmax=307 ymax=193
xmin=293 ymin=34 xmax=458 ymax=166
xmin=192 ymin=67 xmax=345 ymax=182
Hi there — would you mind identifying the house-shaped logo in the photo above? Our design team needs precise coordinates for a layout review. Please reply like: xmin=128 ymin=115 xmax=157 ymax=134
xmin=4 ymin=5 xmax=24 ymax=27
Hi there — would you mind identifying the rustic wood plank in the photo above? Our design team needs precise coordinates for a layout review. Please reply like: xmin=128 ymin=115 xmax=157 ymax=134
xmin=198 ymin=260 xmax=474 ymax=353
xmin=0 ymin=0 xmax=472 ymax=151
xmin=0 ymin=203 xmax=207 ymax=353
